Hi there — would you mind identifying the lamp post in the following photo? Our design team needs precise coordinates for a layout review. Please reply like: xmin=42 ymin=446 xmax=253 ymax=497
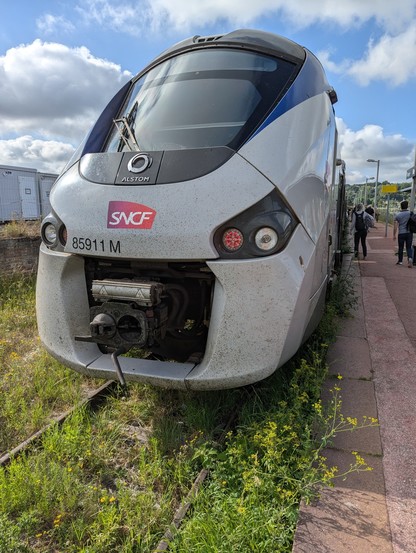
xmin=364 ymin=176 xmax=375 ymax=206
xmin=367 ymin=159 xmax=380 ymax=209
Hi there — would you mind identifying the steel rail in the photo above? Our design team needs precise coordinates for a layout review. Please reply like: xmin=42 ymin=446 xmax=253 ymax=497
xmin=0 ymin=380 xmax=119 ymax=467
xmin=153 ymin=394 xmax=245 ymax=552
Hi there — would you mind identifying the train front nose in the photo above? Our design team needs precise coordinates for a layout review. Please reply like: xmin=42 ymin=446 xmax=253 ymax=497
xmin=36 ymin=145 xmax=308 ymax=390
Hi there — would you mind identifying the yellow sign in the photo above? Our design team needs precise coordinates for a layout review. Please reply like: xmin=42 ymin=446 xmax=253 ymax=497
xmin=382 ymin=184 xmax=398 ymax=194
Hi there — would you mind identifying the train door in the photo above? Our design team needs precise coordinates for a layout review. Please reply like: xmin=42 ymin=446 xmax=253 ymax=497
xmin=334 ymin=159 xmax=346 ymax=269
xmin=325 ymin=124 xmax=339 ymax=277
xmin=39 ymin=176 xmax=55 ymax=217
xmin=18 ymin=175 xmax=39 ymax=219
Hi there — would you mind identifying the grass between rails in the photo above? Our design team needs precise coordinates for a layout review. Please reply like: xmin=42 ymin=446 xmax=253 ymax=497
xmin=0 ymin=273 xmax=95 ymax=454
xmin=0 ymin=271 xmax=377 ymax=552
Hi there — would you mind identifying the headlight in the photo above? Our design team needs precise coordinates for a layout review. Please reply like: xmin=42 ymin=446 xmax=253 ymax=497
xmin=43 ymin=223 xmax=57 ymax=245
xmin=213 ymin=189 xmax=298 ymax=258
xmin=41 ymin=214 xmax=67 ymax=250
xmin=254 ymin=227 xmax=278 ymax=251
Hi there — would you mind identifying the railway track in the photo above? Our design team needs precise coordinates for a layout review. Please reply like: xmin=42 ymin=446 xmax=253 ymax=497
xmin=153 ymin=392 xmax=243 ymax=552
xmin=0 ymin=379 xmax=120 ymax=467
xmin=0 ymin=376 xmax=248 ymax=552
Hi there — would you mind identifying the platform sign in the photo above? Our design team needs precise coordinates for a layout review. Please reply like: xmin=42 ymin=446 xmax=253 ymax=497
xmin=407 ymin=166 xmax=415 ymax=179
xmin=381 ymin=184 xmax=398 ymax=194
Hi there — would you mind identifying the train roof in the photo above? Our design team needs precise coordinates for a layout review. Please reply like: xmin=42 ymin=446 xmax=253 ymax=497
xmin=145 ymin=29 xmax=307 ymax=70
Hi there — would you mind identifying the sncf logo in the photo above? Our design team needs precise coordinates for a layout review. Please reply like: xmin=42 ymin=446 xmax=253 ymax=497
xmin=107 ymin=201 xmax=156 ymax=229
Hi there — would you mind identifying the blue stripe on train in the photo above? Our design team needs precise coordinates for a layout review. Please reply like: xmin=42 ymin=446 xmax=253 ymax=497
xmin=249 ymin=51 xmax=331 ymax=140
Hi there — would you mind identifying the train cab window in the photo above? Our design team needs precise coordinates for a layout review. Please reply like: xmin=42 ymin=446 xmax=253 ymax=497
xmin=104 ymin=48 xmax=298 ymax=153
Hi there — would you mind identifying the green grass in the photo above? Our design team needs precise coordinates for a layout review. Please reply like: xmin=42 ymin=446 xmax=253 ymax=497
xmin=0 ymin=273 xmax=94 ymax=454
xmin=0 ymin=272 xmax=377 ymax=552
xmin=0 ymin=385 xmax=241 ymax=552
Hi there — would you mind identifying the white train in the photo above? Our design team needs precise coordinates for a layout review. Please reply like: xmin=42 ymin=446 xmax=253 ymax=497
xmin=36 ymin=29 xmax=346 ymax=390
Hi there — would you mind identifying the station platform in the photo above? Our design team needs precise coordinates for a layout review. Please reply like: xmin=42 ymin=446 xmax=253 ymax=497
xmin=292 ymin=221 xmax=416 ymax=553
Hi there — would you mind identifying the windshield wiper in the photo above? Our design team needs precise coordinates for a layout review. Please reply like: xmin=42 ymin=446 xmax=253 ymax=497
xmin=112 ymin=116 xmax=140 ymax=151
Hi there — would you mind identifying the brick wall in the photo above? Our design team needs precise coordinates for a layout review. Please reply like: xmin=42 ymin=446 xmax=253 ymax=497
xmin=0 ymin=237 xmax=41 ymax=275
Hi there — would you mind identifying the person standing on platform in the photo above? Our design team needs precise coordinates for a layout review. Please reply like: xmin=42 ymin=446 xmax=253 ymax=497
xmin=365 ymin=205 xmax=375 ymax=219
xmin=350 ymin=203 xmax=374 ymax=260
xmin=393 ymin=200 xmax=413 ymax=267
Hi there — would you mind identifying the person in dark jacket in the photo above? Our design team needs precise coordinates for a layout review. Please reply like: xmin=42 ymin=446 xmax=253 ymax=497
xmin=365 ymin=205 xmax=375 ymax=218
xmin=350 ymin=203 xmax=374 ymax=260
xmin=393 ymin=200 xmax=413 ymax=267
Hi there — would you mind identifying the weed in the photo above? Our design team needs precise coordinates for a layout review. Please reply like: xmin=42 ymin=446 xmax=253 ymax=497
xmin=329 ymin=271 xmax=358 ymax=317
xmin=168 ymin=269 xmax=373 ymax=552
xmin=0 ymin=220 xmax=40 ymax=239
xmin=0 ymin=266 xmax=374 ymax=552
xmin=170 ymin=381 xmax=376 ymax=553
xmin=0 ymin=274 xmax=93 ymax=454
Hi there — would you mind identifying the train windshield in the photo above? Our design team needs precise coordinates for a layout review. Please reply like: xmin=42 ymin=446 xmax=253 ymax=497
xmin=105 ymin=48 xmax=297 ymax=152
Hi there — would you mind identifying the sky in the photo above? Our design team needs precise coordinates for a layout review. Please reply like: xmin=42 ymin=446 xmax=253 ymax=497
xmin=1 ymin=0 xmax=416 ymax=186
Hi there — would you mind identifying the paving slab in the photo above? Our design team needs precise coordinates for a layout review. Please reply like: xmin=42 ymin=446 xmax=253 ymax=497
xmin=326 ymin=335 xmax=372 ymax=379
xmin=322 ymin=448 xmax=385 ymax=494
xmin=320 ymin=379 xmax=381 ymax=455
xmin=293 ymin=222 xmax=416 ymax=553
xmin=335 ymin=313 xmax=366 ymax=339
xmin=362 ymin=276 xmax=416 ymax=553
xmin=294 ymin=488 xmax=393 ymax=553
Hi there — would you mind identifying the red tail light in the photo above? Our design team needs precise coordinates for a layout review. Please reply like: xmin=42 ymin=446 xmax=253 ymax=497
xmin=222 ymin=228 xmax=244 ymax=252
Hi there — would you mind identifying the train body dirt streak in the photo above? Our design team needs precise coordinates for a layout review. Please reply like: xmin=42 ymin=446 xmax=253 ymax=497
xmin=36 ymin=29 xmax=346 ymax=390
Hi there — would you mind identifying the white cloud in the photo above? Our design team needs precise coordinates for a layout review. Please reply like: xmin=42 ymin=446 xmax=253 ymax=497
xmin=316 ymin=49 xmax=351 ymax=75
xmin=337 ymin=118 xmax=414 ymax=183
xmin=76 ymin=1 xmax=155 ymax=35
xmin=347 ymin=25 xmax=416 ymax=86
xmin=1 ymin=2 xmax=415 ymax=178
xmin=317 ymin=24 xmax=416 ymax=87
xmin=36 ymin=14 xmax=76 ymax=35
xmin=75 ymin=0 xmax=416 ymax=34
xmin=0 ymin=40 xmax=131 ymax=143
xmin=0 ymin=136 xmax=75 ymax=174
xmin=273 ymin=0 xmax=416 ymax=33
xmin=73 ymin=1 xmax=416 ymax=88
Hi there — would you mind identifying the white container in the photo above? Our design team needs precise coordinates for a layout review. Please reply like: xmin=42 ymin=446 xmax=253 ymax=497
xmin=0 ymin=165 xmax=57 ymax=221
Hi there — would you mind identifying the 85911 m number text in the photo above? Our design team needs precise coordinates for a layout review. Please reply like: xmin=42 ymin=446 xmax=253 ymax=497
xmin=71 ymin=237 xmax=121 ymax=254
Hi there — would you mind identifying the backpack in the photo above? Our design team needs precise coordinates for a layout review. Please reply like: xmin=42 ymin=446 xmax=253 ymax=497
xmin=355 ymin=212 xmax=366 ymax=231
xmin=407 ymin=212 xmax=416 ymax=233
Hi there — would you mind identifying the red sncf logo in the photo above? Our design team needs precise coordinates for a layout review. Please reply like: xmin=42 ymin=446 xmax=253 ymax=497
xmin=107 ymin=201 xmax=156 ymax=229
